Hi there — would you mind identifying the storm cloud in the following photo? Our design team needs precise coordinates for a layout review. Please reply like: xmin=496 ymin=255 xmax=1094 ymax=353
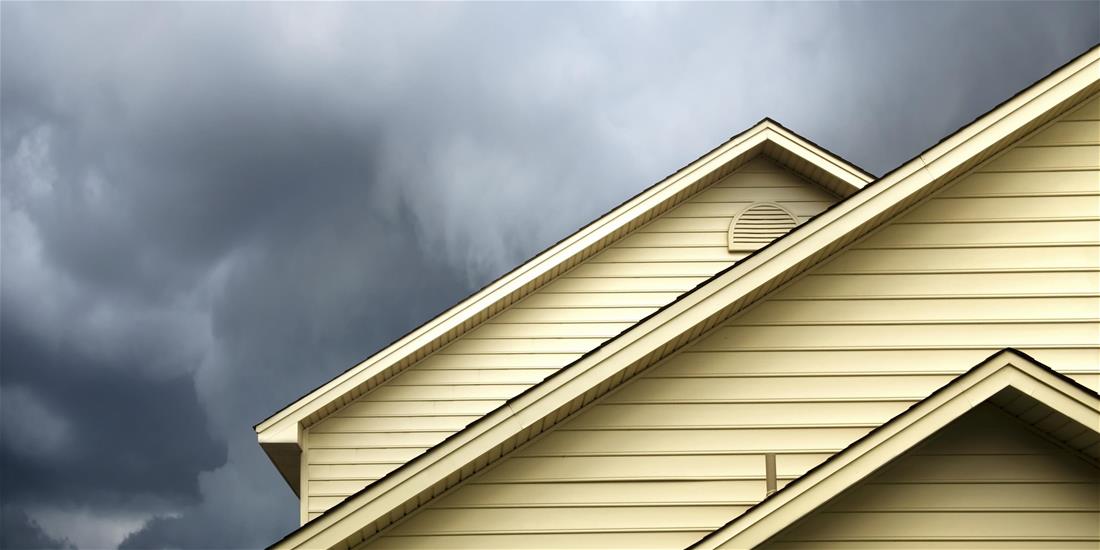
xmin=2 ymin=2 xmax=1097 ymax=548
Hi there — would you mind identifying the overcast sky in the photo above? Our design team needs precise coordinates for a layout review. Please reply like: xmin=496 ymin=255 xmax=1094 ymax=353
xmin=1 ymin=2 xmax=1097 ymax=548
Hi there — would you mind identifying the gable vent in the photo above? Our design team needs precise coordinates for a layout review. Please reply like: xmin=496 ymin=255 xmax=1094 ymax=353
xmin=728 ymin=202 xmax=799 ymax=251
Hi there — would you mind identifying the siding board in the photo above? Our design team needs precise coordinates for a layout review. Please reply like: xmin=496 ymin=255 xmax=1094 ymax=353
xmin=489 ymin=307 xmax=658 ymax=323
xmin=861 ymin=220 xmax=1100 ymax=247
xmin=735 ymin=297 xmax=1100 ymax=323
xmin=664 ymin=201 xmax=833 ymax=219
xmin=897 ymin=196 xmax=1100 ymax=222
xmin=939 ymin=169 xmax=1100 ymax=195
xmin=563 ymin=261 xmax=730 ymax=278
xmin=385 ymin=505 xmax=749 ymax=536
xmin=536 ymin=277 xmax=710 ymax=293
xmin=371 ymin=532 xmax=706 ymax=550
xmin=774 ymin=272 xmax=1099 ymax=298
xmin=438 ymin=480 xmax=766 ymax=507
xmin=691 ymin=186 xmax=838 ymax=203
xmin=981 ymin=144 xmax=1100 ymax=172
xmin=1018 ymin=120 xmax=1100 ymax=146
xmin=636 ymin=217 xmax=812 ymax=233
xmin=817 ymin=247 xmax=1100 ymax=272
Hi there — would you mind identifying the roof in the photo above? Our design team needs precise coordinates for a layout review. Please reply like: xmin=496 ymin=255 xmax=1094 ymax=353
xmin=687 ymin=348 xmax=1100 ymax=550
xmin=270 ymin=45 xmax=1100 ymax=549
xmin=256 ymin=119 xmax=873 ymax=490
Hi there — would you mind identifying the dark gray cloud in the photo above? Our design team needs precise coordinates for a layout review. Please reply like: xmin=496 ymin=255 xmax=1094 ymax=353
xmin=0 ymin=316 xmax=224 ymax=507
xmin=1 ymin=2 xmax=1096 ymax=548
xmin=1 ymin=507 xmax=75 ymax=550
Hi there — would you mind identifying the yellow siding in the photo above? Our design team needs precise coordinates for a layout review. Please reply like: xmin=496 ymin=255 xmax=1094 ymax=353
xmin=303 ymin=157 xmax=839 ymax=520
xmin=362 ymin=99 xmax=1099 ymax=547
xmin=762 ymin=404 xmax=1100 ymax=549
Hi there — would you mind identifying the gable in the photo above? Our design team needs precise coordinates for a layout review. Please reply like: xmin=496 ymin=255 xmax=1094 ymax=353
xmin=301 ymin=156 xmax=843 ymax=521
xmin=358 ymin=91 xmax=1100 ymax=549
xmin=258 ymin=120 xmax=871 ymax=499
xmin=762 ymin=403 xmax=1100 ymax=549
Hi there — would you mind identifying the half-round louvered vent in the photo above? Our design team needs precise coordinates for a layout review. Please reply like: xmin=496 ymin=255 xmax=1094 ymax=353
xmin=728 ymin=202 xmax=799 ymax=251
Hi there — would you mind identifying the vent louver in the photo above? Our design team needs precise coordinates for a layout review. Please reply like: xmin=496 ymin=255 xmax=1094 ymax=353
xmin=728 ymin=202 xmax=799 ymax=251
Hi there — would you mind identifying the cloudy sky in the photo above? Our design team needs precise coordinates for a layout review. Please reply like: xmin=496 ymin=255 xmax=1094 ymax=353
xmin=1 ymin=2 xmax=1097 ymax=548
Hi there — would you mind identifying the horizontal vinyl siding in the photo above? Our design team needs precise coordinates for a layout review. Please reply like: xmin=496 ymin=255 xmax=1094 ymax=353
xmin=363 ymin=100 xmax=1100 ymax=548
xmin=762 ymin=404 xmax=1100 ymax=549
xmin=304 ymin=157 xmax=840 ymax=519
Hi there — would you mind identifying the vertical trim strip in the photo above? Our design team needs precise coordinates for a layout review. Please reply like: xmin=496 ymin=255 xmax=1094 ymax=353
xmin=300 ymin=429 xmax=310 ymax=525
xmin=765 ymin=453 xmax=777 ymax=496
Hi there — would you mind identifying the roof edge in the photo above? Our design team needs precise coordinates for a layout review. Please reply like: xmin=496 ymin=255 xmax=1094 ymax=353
xmin=760 ymin=118 xmax=876 ymax=184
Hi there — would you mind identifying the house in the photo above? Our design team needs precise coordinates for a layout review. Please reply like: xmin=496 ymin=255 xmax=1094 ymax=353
xmin=257 ymin=45 xmax=1100 ymax=549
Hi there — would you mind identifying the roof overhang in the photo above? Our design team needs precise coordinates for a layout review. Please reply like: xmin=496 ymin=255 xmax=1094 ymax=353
xmin=256 ymin=119 xmax=873 ymax=493
xmin=688 ymin=349 xmax=1100 ymax=550
xmin=270 ymin=45 xmax=1100 ymax=550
